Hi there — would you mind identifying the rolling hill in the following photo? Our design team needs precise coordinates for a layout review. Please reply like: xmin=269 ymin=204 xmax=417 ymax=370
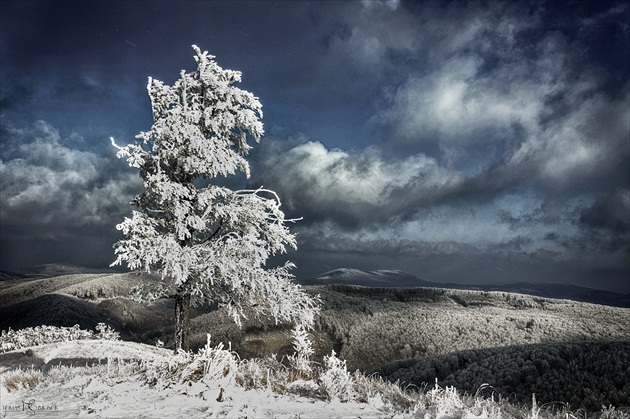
xmin=301 ymin=268 xmax=630 ymax=307
xmin=1 ymin=270 xmax=629 ymax=412
xmin=301 ymin=268 xmax=442 ymax=288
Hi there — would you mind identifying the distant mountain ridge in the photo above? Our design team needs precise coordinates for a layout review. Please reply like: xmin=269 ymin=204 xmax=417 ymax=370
xmin=304 ymin=268 xmax=442 ymax=288
xmin=301 ymin=268 xmax=630 ymax=308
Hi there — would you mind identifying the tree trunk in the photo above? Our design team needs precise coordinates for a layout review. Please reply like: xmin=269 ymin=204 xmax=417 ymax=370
xmin=174 ymin=291 xmax=191 ymax=353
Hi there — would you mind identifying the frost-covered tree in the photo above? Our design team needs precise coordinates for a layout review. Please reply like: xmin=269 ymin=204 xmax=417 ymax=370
xmin=111 ymin=45 xmax=318 ymax=352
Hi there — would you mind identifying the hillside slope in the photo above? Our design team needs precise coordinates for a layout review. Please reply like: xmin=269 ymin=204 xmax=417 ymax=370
xmin=374 ymin=341 xmax=630 ymax=410
xmin=315 ymin=285 xmax=630 ymax=372
xmin=303 ymin=268 xmax=442 ymax=288
xmin=2 ymin=273 xmax=629 ymax=412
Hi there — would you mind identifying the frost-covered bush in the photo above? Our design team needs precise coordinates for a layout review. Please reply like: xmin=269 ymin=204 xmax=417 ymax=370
xmin=286 ymin=324 xmax=314 ymax=379
xmin=180 ymin=336 xmax=239 ymax=384
xmin=0 ymin=323 xmax=120 ymax=353
xmin=319 ymin=350 xmax=355 ymax=402
xmin=95 ymin=323 xmax=120 ymax=341
xmin=238 ymin=354 xmax=292 ymax=394
xmin=351 ymin=372 xmax=416 ymax=410
xmin=137 ymin=334 xmax=240 ymax=389
xmin=600 ymin=405 xmax=630 ymax=419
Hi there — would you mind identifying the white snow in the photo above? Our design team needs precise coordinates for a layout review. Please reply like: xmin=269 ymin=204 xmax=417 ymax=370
xmin=0 ymin=340 xmax=388 ymax=418
xmin=1 ymin=377 xmax=384 ymax=418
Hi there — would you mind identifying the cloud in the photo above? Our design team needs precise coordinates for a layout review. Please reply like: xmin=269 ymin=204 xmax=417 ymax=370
xmin=253 ymin=129 xmax=626 ymax=264
xmin=579 ymin=189 xmax=630 ymax=234
xmin=361 ymin=0 xmax=400 ymax=11
xmin=254 ymin=132 xmax=627 ymax=291
xmin=0 ymin=120 xmax=141 ymax=242
xmin=327 ymin=1 xmax=416 ymax=71
xmin=367 ymin=2 xmax=629 ymax=203
xmin=254 ymin=140 xmax=462 ymax=228
xmin=504 ymin=85 xmax=629 ymax=185
xmin=376 ymin=54 xmax=542 ymax=165
xmin=378 ymin=27 xmax=585 ymax=144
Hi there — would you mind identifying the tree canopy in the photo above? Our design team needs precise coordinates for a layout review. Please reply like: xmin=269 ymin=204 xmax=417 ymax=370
xmin=111 ymin=46 xmax=318 ymax=347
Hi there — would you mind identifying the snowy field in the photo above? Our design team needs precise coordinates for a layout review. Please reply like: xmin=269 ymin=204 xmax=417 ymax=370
xmin=0 ymin=340 xmax=387 ymax=418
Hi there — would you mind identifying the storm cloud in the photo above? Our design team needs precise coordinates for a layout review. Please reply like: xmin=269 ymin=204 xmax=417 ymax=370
xmin=254 ymin=140 xmax=462 ymax=227
xmin=0 ymin=120 xmax=140 ymax=267
xmin=1 ymin=1 xmax=628 ymax=292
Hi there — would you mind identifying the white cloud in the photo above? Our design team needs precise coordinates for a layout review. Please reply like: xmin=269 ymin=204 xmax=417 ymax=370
xmin=0 ymin=121 xmax=140 ymax=238
xmin=379 ymin=55 xmax=546 ymax=147
xmin=257 ymin=140 xmax=462 ymax=224
xmin=508 ymin=88 xmax=629 ymax=186
xmin=368 ymin=4 xmax=628 ymax=190
xmin=379 ymin=30 xmax=580 ymax=141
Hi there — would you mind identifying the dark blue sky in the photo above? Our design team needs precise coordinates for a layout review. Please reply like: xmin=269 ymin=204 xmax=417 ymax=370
xmin=1 ymin=1 xmax=629 ymax=293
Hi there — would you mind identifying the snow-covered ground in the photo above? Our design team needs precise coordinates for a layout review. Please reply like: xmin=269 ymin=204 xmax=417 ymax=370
xmin=1 ymin=373 xmax=384 ymax=418
xmin=2 ymin=334 xmax=625 ymax=418
xmin=0 ymin=340 xmax=389 ymax=418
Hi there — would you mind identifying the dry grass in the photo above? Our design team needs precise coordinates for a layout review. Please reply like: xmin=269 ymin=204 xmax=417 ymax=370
xmin=2 ymin=367 xmax=44 ymax=392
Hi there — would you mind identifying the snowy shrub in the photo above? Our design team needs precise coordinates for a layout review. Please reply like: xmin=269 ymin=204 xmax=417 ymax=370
xmin=351 ymin=371 xmax=416 ymax=411
xmin=236 ymin=357 xmax=270 ymax=390
xmin=135 ymin=334 xmax=241 ymax=389
xmin=180 ymin=335 xmax=239 ymax=384
xmin=95 ymin=323 xmax=120 ymax=341
xmin=237 ymin=355 xmax=292 ymax=394
xmin=286 ymin=379 xmax=321 ymax=397
xmin=426 ymin=381 xmax=466 ymax=416
xmin=0 ymin=323 xmax=119 ymax=353
xmin=286 ymin=324 xmax=314 ymax=379
xmin=319 ymin=350 xmax=355 ymax=402
xmin=600 ymin=405 xmax=630 ymax=419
